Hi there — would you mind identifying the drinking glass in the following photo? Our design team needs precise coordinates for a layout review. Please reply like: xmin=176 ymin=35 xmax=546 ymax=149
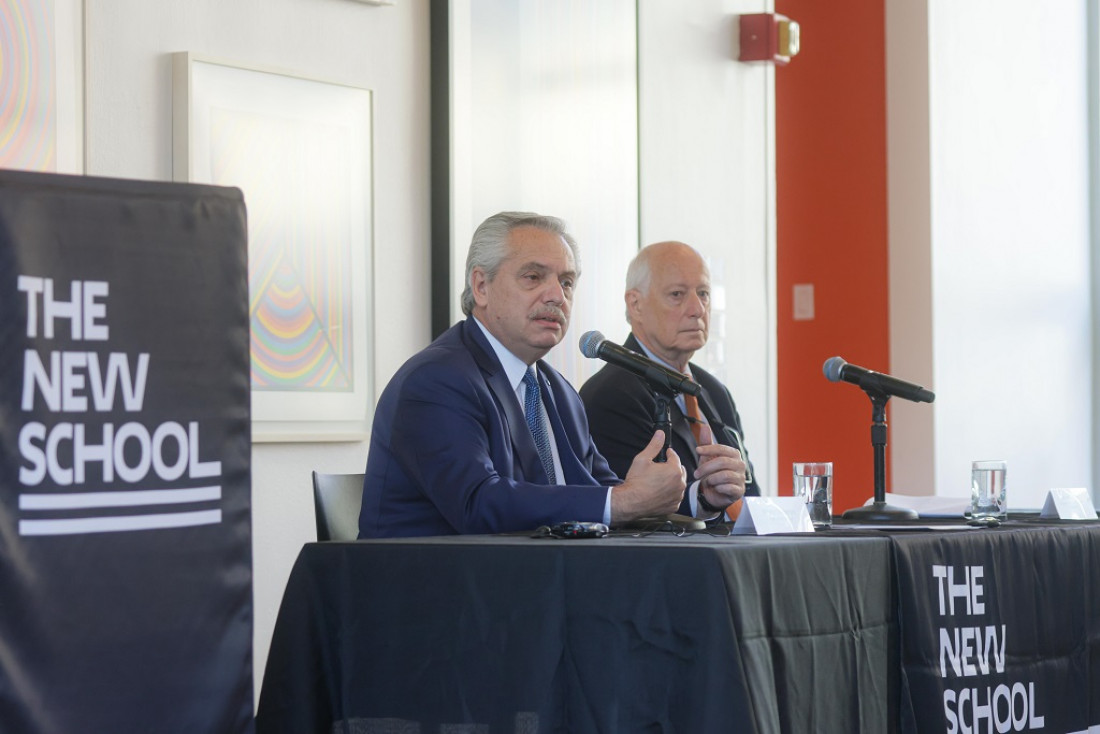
xmin=971 ymin=460 xmax=1007 ymax=521
xmin=793 ymin=462 xmax=833 ymax=529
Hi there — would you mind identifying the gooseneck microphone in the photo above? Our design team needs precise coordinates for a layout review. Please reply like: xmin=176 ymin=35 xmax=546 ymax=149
xmin=823 ymin=356 xmax=935 ymax=403
xmin=579 ymin=331 xmax=702 ymax=397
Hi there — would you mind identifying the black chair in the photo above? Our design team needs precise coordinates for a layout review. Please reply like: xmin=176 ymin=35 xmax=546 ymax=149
xmin=311 ymin=471 xmax=365 ymax=542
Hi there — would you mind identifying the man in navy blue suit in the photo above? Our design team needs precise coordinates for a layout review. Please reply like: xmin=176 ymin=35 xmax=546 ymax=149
xmin=359 ymin=212 xmax=688 ymax=538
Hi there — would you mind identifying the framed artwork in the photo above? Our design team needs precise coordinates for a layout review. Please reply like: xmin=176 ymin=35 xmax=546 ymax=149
xmin=173 ymin=54 xmax=374 ymax=442
xmin=0 ymin=0 xmax=84 ymax=173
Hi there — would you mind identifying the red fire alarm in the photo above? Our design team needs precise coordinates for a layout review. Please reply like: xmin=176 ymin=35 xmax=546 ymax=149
xmin=739 ymin=13 xmax=800 ymax=66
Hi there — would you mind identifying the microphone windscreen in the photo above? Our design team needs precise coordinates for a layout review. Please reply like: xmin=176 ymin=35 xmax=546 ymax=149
xmin=823 ymin=356 xmax=846 ymax=382
xmin=578 ymin=330 xmax=606 ymax=359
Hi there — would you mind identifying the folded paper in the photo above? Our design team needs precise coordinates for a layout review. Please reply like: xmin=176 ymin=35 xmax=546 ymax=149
xmin=1040 ymin=488 xmax=1097 ymax=520
xmin=732 ymin=497 xmax=815 ymax=535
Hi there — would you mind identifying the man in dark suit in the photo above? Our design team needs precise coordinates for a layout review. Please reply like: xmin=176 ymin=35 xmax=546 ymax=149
xmin=580 ymin=241 xmax=759 ymax=522
xmin=359 ymin=212 xmax=687 ymax=538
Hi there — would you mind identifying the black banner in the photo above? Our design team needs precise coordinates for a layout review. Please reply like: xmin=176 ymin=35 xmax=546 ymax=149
xmin=0 ymin=170 xmax=253 ymax=733
xmin=893 ymin=525 xmax=1100 ymax=733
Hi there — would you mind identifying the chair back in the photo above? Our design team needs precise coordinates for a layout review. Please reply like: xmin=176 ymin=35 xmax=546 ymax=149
xmin=311 ymin=471 xmax=365 ymax=542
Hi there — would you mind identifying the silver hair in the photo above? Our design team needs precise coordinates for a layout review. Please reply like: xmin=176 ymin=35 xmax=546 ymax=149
xmin=625 ymin=248 xmax=655 ymax=296
xmin=460 ymin=211 xmax=581 ymax=316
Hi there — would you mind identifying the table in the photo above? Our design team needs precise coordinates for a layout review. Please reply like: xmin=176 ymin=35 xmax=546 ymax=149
xmin=256 ymin=532 xmax=896 ymax=733
xmin=256 ymin=520 xmax=1100 ymax=733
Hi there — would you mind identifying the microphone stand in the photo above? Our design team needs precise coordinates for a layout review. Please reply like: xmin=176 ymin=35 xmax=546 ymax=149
xmin=650 ymin=390 xmax=673 ymax=462
xmin=650 ymin=386 xmax=730 ymax=460
xmin=840 ymin=389 xmax=919 ymax=522
xmin=636 ymin=383 xmax=708 ymax=532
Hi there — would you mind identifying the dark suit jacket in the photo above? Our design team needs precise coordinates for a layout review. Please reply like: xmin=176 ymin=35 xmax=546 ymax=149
xmin=579 ymin=333 xmax=761 ymax=515
xmin=359 ymin=317 xmax=620 ymax=538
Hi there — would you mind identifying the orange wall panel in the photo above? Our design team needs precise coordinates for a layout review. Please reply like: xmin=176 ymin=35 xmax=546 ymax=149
xmin=775 ymin=0 xmax=889 ymax=512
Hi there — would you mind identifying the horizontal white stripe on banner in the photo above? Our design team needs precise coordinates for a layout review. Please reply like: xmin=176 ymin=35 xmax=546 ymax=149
xmin=19 ymin=486 xmax=221 ymax=510
xmin=19 ymin=509 xmax=223 ymax=536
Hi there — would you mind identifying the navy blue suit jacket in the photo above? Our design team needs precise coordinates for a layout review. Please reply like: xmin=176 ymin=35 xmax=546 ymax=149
xmin=359 ymin=317 xmax=620 ymax=538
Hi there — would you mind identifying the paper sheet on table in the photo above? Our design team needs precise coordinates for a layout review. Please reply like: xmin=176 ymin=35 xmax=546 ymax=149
xmin=863 ymin=493 xmax=970 ymax=517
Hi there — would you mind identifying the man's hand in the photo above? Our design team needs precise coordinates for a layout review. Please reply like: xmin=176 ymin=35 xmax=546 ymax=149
xmin=695 ymin=433 xmax=748 ymax=511
xmin=610 ymin=431 xmax=687 ymax=523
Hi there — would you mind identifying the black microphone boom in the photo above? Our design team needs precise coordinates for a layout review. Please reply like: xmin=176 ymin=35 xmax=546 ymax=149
xmin=823 ymin=356 xmax=935 ymax=403
xmin=579 ymin=331 xmax=701 ymax=397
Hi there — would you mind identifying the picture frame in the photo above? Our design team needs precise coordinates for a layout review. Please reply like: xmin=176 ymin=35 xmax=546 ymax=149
xmin=172 ymin=53 xmax=374 ymax=442
xmin=0 ymin=0 xmax=85 ymax=174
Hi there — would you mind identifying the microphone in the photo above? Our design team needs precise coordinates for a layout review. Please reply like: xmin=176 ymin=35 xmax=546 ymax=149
xmin=823 ymin=356 xmax=935 ymax=403
xmin=579 ymin=331 xmax=702 ymax=397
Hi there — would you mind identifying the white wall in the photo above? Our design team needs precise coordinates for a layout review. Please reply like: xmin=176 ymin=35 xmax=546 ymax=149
xmin=448 ymin=0 xmax=641 ymax=388
xmin=888 ymin=0 xmax=1093 ymax=505
xmin=83 ymin=0 xmax=430 ymax=704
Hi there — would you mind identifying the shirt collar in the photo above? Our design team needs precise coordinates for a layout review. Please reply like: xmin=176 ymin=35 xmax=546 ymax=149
xmin=634 ymin=336 xmax=692 ymax=377
xmin=634 ymin=336 xmax=694 ymax=413
xmin=473 ymin=316 xmax=532 ymax=392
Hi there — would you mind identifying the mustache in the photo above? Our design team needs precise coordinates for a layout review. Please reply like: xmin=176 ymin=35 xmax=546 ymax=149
xmin=530 ymin=307 xmax=566 ymax=323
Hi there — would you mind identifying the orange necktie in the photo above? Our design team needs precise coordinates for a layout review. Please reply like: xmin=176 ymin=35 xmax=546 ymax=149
xmin=683 ymin=392 xmax=705 ymax=446
xmin=685 ymin=393 xmax=744 ymax=521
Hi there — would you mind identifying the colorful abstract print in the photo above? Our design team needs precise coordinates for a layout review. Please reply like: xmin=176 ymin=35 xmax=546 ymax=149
xmin=0 ymin=0 xmax=57 ymax=172
xmin=207 ymin=105 xmax=356 ymax=393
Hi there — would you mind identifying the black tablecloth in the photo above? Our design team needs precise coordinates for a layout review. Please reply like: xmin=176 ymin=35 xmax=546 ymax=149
xmin=886 ymin=521 xmax=1100 ymax=732
xmin=257 ymin=519 xmax=1100 ymax=733
xmin=256 ymin=533 xmax=895 ymax=733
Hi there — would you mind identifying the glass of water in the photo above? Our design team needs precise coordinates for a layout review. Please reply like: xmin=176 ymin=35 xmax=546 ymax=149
xmin=971 ymin=460 xmax=1007 ymax=521
xmin=793 ymin=462 xmax=833 ymax=529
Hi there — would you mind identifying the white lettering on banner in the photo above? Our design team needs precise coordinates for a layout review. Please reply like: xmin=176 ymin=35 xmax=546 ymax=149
xmin=943 ymin=682 xmax=1045 ymax=734
xmin=19 ymin=420 xmax=224 ymax=486
xmin=932 ymin=564 xmax=1046 ymax=733
xmin=939 ymin=626 xmax=1006 ymax=678
xmin=14 ymin=276 xmax=223 ymax=536
xmin=21 ymin=350 xmax=149 ymax=412
xmin=17 ymin=275 xmax=109 ymax=341
xmin=932 ymin=564 xmax=985 ymax=615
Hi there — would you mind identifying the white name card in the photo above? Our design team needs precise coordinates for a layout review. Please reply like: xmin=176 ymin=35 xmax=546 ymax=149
xmin=731 ymin=497 xmax=815 ymax=535
xmin=1040 ymin=487 xmax=1098 ymax=520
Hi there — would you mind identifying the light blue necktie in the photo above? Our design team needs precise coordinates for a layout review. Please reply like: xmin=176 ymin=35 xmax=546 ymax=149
xmin=522 ymin=367 xmax=557 ymax=484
